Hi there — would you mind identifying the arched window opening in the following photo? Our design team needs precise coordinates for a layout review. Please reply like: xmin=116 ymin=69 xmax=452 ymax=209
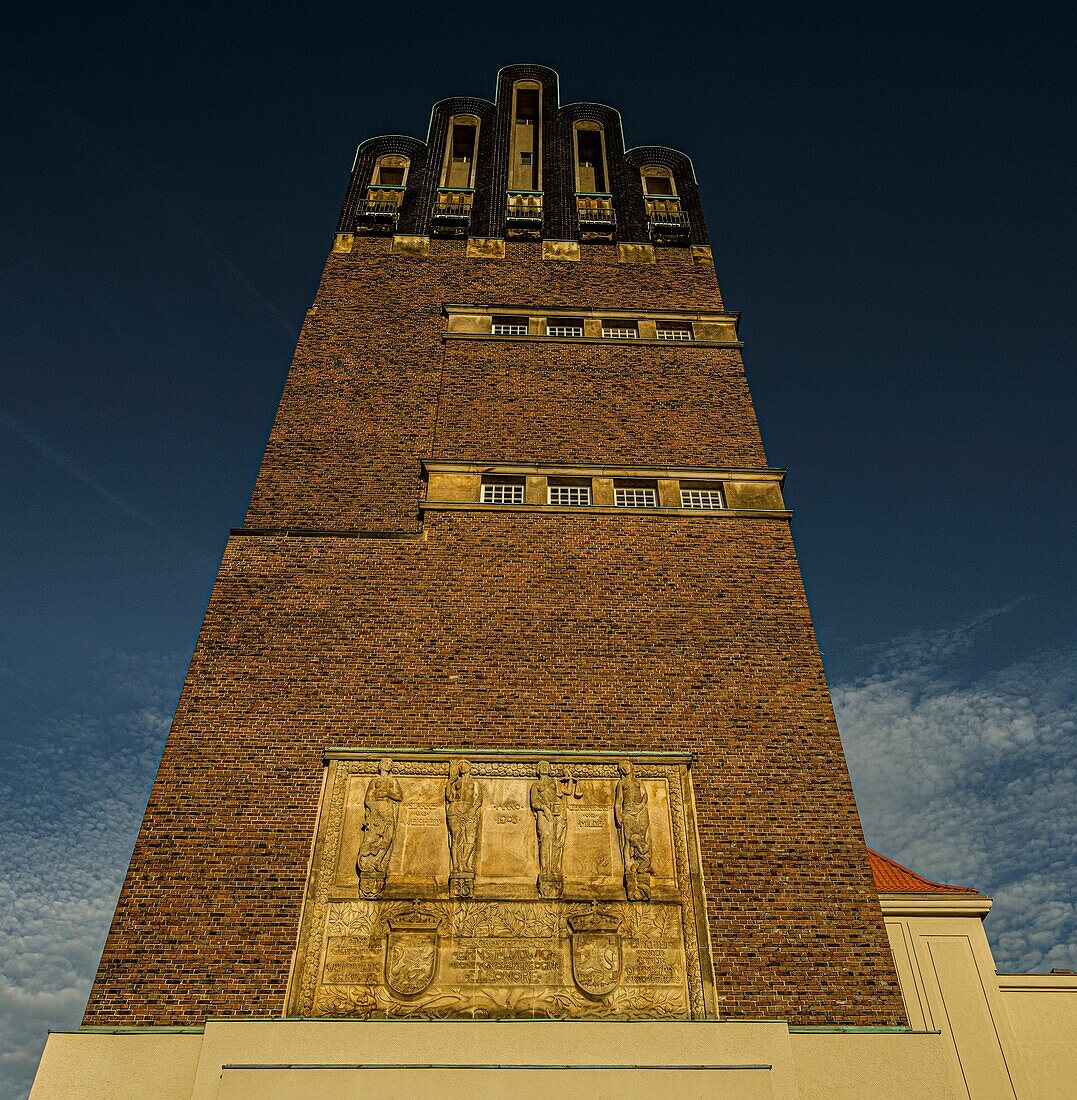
xmin=640 ymin=164 xmax=676 ymax=197
xmin=358 ymin=155 xmax=410 ymax=232
xmin=506 ymin=82 xmax=543 ymax=237
xmin=574 ymin=125 xmax=607 ymax=194
xmin=509 ymin=83 xmax=541 ymax=191
xmin=575 ymin=122 xmax=615 ymax=238
xmin=441 ymin=116 xmax=479 ymax=189
xmin=641 ymin=165 xmax=690 ymax=242
xmin=434 ymin=116 xmax=480 ymax=235
xmin=373 ymin=156 xmax=409 ymax=189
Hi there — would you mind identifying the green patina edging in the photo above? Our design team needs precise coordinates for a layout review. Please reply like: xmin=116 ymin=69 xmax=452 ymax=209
xmin=72 ymin=1026 xmax=205 ymax=1035
xmin=222 ymin=1062 xmax=773 ymax=1071
xmin=787 ymin=1025 xmax=930 ymax=1034
xmin=71 ymin=1019 xmax=930 ymax=1034
xmin=323 ymin=748 xmax=692 ymax=760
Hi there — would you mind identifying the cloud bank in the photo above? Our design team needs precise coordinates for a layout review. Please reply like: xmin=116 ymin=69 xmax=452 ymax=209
xmin=834 ymin=615 xmax=1076 ymax=972
xmin=0 ymin=652 xmax=179 ymax=1100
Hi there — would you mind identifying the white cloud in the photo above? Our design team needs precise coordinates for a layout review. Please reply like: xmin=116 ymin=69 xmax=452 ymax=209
xmin=834 ymin=619 xmax=1076 ymax=973
xmin=0 ymin=653 xmax=178 ymax=1100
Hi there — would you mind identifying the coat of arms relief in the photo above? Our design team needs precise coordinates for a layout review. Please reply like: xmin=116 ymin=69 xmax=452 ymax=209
xmin=287 ymin=751 xmax=715 ymax=1020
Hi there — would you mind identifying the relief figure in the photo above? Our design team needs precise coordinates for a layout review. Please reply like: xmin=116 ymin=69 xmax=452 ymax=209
xmin=356 ymin=758 xmax=403 ymax=898
xmin=445 ymin=758 xmax=483 ymax=896
xmin=530 ymin=760 xmax=579 ymax=898
xmin=615 ymin=759 xmax=653 ymax=900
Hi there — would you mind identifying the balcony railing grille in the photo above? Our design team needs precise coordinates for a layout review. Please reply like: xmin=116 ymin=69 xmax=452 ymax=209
xmin=648 ymin=210 xmax=692 ymax=238
xmin=506 ymin=191 xmax=544 ymax=222
xmin=432 ymin=202 xmax=472 ymax=220
xmin=576 ymin=193 xmax=616 ymax=227
xmin=358 ymin=201 xmax=401 ymax=219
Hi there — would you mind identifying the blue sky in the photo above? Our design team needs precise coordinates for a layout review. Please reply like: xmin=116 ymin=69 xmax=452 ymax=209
xmin=1 ymin=2 xmax=1074 ymax=1097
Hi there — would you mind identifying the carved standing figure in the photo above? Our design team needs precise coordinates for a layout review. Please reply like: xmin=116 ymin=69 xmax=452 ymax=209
xmin=356 ymin=758 xmax=403 ymax=898
xmin=529 ymin=760 xmax=577 ymax=898
xmin=614 ymin=760 xmax=653 ymax=900
xmin=445 ymin=758 xmax=483 ymax=897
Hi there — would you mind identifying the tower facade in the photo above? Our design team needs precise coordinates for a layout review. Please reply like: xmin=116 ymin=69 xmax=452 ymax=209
xmin=80 ymin=63 xmax=904 ymax=1029
xmin=38 ymin=64 xmax=1077 ymax=1100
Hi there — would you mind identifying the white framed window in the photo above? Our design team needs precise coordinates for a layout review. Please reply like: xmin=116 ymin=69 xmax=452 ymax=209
xmin=602 ymin=321 xmax=638 ymax=339
xmin=546 ymin=318 xmax=585 ymax=338
xmin=548 ymin=484 xmax=592 ymax=506
xmin=614 ymin=487 xmax=657 ymax=508
xmin=656 ymin=323 xmax=693 ymax=341
xmin=492 ymin=316 xmax=528 ymax=336
xmin=481 ymin=480 xmax=525 ymax=505
xmin=680 ymin=487 xmax=724 ymax=509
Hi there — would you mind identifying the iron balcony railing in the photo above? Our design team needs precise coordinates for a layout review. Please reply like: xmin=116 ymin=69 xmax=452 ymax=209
xmin=648 ymin=210 xmax=691 ymax=237
xmin=356 ymin=184 xmax=404 ymax=228
xmin=358 ymin=200 xmax=402 ymax=219
xmin=575 ymin=192 xmax=616 ymax=228
xmin=505 ymin=190 xmax=544 ymax=222
xmin=432 ymin=188 xmax=474 ymax=224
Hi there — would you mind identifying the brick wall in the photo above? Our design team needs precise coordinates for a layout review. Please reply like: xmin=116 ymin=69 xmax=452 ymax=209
xmin=84 ymin=237 xmax=907 ymax=1027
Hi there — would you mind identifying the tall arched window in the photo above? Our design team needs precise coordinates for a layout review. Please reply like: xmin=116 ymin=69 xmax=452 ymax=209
xmin=440 ymin=115 xmax=480 ymax=189
xmin=508 ymin=82 xmax=541 ymax=191
xmin=574 ymin=122 xmax=608 ymax=195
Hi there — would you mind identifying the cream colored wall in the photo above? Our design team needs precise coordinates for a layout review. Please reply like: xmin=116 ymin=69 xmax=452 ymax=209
xmin=999 ymin=977 xmax=1077 ymax=1100
xmin=28 ymin=1019 xmax=962 ymax=1100
xmin=883 ymin=899 xmax=1028 ymax=1099
xmin=28 ymin=915 xmax=1077 ymax=1100
xmin=217 ymin=1065 xmax=776 ymax=1100
xmin=789 ymin=1032 xmax=958 ymax=1099
xmin=882 ymin=894 xmax=1077 ymax=1100
xmin=29 ymin=1032 xmax=202 ymax=1100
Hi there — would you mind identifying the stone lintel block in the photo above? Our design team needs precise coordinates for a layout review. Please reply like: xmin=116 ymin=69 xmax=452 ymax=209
xmin=693 ymin=320 xmax=739 ymax=342
xmin=391 ymin=235 xmax=431 ymax=257
xmin=542 ymin=240 xmax=581 ymax=262
xmin=525 ymin=475 xmax=548 ymax=505
xmin=466 ymin=237 xmax=506 ymax=260
xmin=724 ymin=481 xmax=785 ymax=510
xmin=426 ymin=472 xmax=478 ymax=502
xmin=618 ymin=243 xmax=657 ymax=264
xmin=658 ymin=479 xmax=681 ymax=508
xmin=445 ymin=314 xmax=492 ymax=335
xmin=592 ymin=477 xmax=615 ymax=507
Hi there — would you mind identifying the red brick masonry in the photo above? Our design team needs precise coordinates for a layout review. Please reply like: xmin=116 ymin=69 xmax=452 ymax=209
xmin=85 ymin=239 xmax=909 ymax=1028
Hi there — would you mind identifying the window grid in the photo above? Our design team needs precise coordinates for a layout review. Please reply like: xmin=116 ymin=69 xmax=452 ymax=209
xmin=546 ymin=321 xmax=585 ymax=338
xmin=548 ymin=485 xmax=592 ymax=506
xmin=492 ymin=319 xmax=528 ymax=336
xmin=481 ymin=481 xmax=525 ymax=505
xmin=656 ymin=324 xmax=693 ymax=341
xmin=614 ymin=487 xmax=657 ymax=508
xmin=680 ymin=488 xmax=724 ymax=510
xmin=602 ymin=324 xmax=638 ymax=339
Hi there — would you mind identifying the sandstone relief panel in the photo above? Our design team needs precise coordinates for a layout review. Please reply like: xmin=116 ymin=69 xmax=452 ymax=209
xmin=287 ymin=751 xmax=715 ymax=1020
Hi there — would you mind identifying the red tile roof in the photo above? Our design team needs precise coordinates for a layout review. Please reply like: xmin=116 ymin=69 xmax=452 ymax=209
xmin=868 ymin=848 xmax=979 ymax=893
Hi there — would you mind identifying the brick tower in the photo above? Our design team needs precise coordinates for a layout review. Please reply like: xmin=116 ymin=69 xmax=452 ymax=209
xmin=89 ymin=61 xmax=904 ymax=1026
xmin=50 ymin=63 xmax=1075 ymax=1100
